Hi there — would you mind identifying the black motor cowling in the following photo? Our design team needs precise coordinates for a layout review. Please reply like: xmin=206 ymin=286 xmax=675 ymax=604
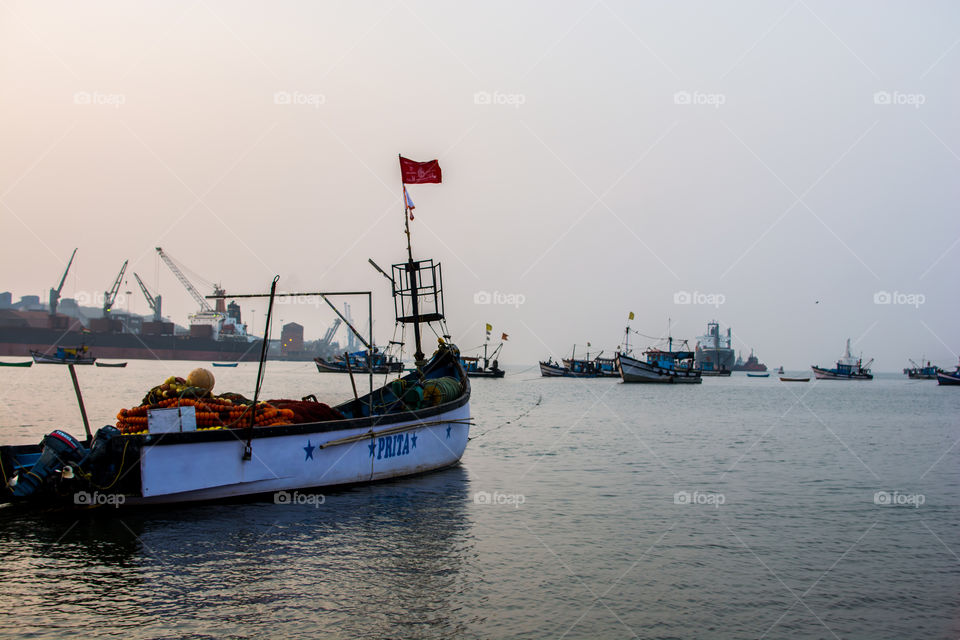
xmin=12 ymin=430 xmax=87 ymax=497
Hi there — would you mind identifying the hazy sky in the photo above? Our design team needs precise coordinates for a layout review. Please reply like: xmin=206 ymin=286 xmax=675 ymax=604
xmin=2 ymin=1 xmax=958 ymax=370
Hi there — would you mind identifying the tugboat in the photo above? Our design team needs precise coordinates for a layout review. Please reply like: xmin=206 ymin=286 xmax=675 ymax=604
xmin=0 ymin=155 xmax=472 ymax=509
xmin=811 ymin=339 xmax=873 ymax=380
xmin=30 ymin=345 xmax=96 ymax=365
xmin=732 ymin=349 xmax=767 ymax=372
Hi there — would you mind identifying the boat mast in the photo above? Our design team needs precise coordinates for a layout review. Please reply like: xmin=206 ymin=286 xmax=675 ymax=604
xmin=402 ymin=200 xmax=426 ymax=365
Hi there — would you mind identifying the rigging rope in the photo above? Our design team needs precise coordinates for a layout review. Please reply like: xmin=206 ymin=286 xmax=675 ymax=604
xmin=468 ymin=394 xmax=542 ymax=441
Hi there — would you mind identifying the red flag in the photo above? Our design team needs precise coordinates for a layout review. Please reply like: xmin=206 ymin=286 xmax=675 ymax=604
xmin=399 ymin=156 xmax=442 ymax=184
xmin=501 ymin=333 xmax=509 ymax=341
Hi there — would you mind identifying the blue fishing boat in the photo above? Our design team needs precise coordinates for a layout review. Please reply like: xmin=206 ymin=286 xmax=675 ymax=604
xmin=460 ymin=328 xmax=505 ymax=378
xmin=211 ymin=362 xmax=239 ymax=368
xmin=616 ymin=336 xmax=702 ymax=384
xmin=747 ymin=372 xmax=770 ymax=378
xmin=903 ymin=359 xmax=941 ymax=379
xmin=937 ymin=360 xmax=960 ymax=386
xmin=812 ymin=339 xmax=873 ymax=380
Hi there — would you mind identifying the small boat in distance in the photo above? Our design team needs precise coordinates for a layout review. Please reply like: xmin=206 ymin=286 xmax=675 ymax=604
xmin=0 ymin=361 xmax=32 ymax=367
xmin=561 ymin=344 xmax=618 ymax=378
xmin=811 ymin=339 xmax=873 ymax=380
xmin=30 ymin=346 xmax=96 ymax=365
xmin=780 ymin=376 xmax=810 ymax=382
xmin=211 ymin=362 xmax=239 ymax=367
xmin=539 ymin=356 xmax=601 ymax=378
xmin=747 ymin=372 xmax=770 ymax=378
xmin=776 ymin=366 xmax=784 ymax=374
xmin=95 ymin=362 xmax=128 ymax=368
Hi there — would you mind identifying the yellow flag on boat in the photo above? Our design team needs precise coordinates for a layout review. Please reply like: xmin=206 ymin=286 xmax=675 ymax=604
xmin=628 ymin=311 xmax=635 ymax=320
xmin=485 ymin=323 xmax=492 ymax=332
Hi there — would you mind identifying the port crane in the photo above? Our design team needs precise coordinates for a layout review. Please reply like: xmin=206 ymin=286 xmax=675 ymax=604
xmin=133 ymin=272 xmax=162 ymax=322
xmin=103 ymin=260 xmax=128 ymax=318
xmin=48 ymin=248 xmax=77 ymax=316
xmin=319 ymin=317 xmax=342 ymax=348
xmin=155 ymin=247 xmax=224 ymax=313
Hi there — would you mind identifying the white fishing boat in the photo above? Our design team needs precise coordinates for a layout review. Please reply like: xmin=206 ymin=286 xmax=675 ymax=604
xmin=1 ymin=155 xmax=471 ymax=509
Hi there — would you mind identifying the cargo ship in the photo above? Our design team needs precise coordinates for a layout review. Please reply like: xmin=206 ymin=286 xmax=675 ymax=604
xmin=0 ymin=308 xmax=263 ymax=362
xmin=694 ymin=321 xmax=735 ymax=372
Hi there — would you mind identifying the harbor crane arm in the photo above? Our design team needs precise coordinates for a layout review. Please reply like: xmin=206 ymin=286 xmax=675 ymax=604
xmin=156 ymin=247 xmax=212 ymax=312
xmin=49 ymin=248 xmax=78 ymax=315
xmin=320 ymin=317 xmax=342 ymax=346
xmin=103 ymin=260 xmax=128 ymax=316
xmin=133 ymin=272 xmax=162 ymax=322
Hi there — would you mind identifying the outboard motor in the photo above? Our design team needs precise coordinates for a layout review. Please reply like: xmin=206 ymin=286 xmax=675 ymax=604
xmin=85 ymin=426 xmax=122 ymax=486
xmin=12 ymin=430 xmax=87 ymax=497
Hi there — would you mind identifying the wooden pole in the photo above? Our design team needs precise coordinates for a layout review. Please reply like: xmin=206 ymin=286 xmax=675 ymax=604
xmin=67 ymin=364 xmax=92 ymax=441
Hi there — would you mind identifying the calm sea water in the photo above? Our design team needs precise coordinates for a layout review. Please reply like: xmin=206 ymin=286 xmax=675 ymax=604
xmin=0 ymin=361 xmax=957 ymax=639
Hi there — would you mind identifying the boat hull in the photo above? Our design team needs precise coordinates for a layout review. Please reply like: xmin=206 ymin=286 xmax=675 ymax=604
xmin=539 ymin=361 xmax=598 ymax=378
xmin=133 ymin=404 xmax=470 ymax=504
xmin=937 ymin=371 xmax=960 ymax=386
xmin=617 ymin=353 xmax=702 ymax=384
xmin=465 ymin=369 xmax=505 ymax=378
xmin=30 ymin=350 xmax=96 ymax=365
xmin=811 ymin=366 xmax=873 ymax=380
xmin=779 ymin=377 xmax=810 ymax=382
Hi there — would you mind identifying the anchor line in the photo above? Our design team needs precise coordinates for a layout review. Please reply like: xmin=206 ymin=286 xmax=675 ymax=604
xmin=468 ymin=394 xmax=542 ymax=441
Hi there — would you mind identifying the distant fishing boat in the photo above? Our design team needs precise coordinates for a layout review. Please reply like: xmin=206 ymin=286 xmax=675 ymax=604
xmin=616 ymin=336 xmax=701 ymax=384
xmin=903 ymin=359 xmax=941 ymax=379
xmin=315 ymin=348 xmax=404 ymax=374
xmin=95 ymin=362 xmax=128 ymax=368
xmin=0 ymin=361 xmax=32 ymax=368
xmin=460 ymin=327 xmax=505 ymax=378
xmin=560 ymin=344 xmax=618 ymax=378
xmin=811 ymin=339 xmax=873 ymax=380
xmin=776 ymin=366 xmax=784 ymax=374
xmin=779 ymin=376 xmax=810 ymax=382
xmin=30 ymin=346 xmax=96 ymax=365
xmin=747 ymin=372 xmax=770 ymax=378
xmin=211 ymin=362 xmax=239 ymax=368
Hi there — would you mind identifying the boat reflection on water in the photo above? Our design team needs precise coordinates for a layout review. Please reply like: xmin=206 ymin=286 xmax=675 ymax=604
xmin=0 ymin=466 xmax=476 ymax=638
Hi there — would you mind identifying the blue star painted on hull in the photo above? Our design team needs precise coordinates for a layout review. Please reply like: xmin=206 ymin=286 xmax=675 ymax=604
xmin=446 ymin=425 xmax=452 ymax=439
xmin=304 ymin=440 xmax=315 ymax=460
xmin=368 ymin=442 xmax=376 ymax=457
xmin=411 ymin=434 xmax=418 ymax=448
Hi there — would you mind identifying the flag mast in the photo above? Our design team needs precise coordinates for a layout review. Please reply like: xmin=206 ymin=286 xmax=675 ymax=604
xmin=400 ymin=155 xmax=425 ymax=366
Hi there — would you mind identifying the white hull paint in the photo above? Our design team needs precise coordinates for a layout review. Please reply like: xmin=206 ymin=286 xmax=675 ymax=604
xmin=133 ymin=405 xmax=469 ymax=504
xmin=617 ymin=353 xmax=702 ymax=384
